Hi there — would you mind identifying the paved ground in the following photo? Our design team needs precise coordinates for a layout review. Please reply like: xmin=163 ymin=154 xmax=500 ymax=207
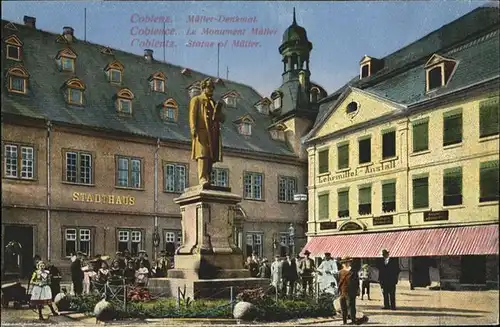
xmin=1 ymin=281 xmax=498 ymax=326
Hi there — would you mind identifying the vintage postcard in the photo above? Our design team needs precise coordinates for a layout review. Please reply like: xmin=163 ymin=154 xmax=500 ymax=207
xmin=1 ymin=0 xmax=498 ymax=326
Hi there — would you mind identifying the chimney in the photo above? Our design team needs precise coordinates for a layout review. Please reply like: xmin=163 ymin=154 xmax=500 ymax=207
xmin=23 ymin=16 xmax=36 ymax=28
xmin=144 ymin=49 xmax=153 ymax=63
xmin=63 ymin=26 xmax=74 ymax=43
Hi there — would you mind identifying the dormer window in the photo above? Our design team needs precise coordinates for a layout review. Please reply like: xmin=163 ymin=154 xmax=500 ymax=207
xmin=269 ymin=124 xmax=286 ymax=141
xmin=425 ymin=54 xmax=457 ymax=92
xmin=104 ymin=60 xmax=124 ymax=85
xmin=359 ymin=55 xmax=384 ymax=79
xmin=149 ymin=72 xmax=166 ymax=93
xmin=100 ymin=46 xmax=114 ymax=55
xmin=161 ymin=98 xmax=178 ymax=122
xmin=7 ymin=66 xmax=29 ymax=94
xmin=234 ymin=115 xmax=255 ymax=136
xmin=187 ymin=81 xmax=201 ymax=99
xmin=64 ymin=78 xmax=85 ymax=105
xmin=222 ymin=91 xmax=240 ymax=108
xmin=116 ymin=88 xmax=134 ymax=115
xmin=4 ymin=34 xmax=23 ymax=61
xmin=310 ymin=87 xmax=320 ymax=103
xmin=56 ymin=48 xmax=77 ymax=73
xmin=271 ymin=90 xmax=283 ymax=111
xmin=255 ymin=98 xmax=271 ymax=114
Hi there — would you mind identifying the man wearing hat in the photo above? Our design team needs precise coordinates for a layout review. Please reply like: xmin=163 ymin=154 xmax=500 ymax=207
xmin=113 ymin=251 xmax=126 ymax=270
xmin=135 ymin=250 xmax=151 ymax=273
xmin=298 ymin=250 xmax=316 ymax=296
xmin=377 ymin=249 xmax=400 ymax=310
xmin=258 ymin=258 xmax=271 ymax=278
xmin=70 ymin=251 xmax=84 ymax=296
xmin=155 ymin=250 xmax=170 ymax=277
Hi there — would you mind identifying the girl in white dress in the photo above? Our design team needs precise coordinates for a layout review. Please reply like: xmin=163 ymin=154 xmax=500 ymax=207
xmin=30 ymin=261 xmax=58 ymax=320
xmin=135 ymin=262 xmax=149 ymax=286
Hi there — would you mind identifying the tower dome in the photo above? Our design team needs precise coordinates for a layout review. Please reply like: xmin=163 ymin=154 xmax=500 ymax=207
xmin=282 ymin=8 xmax=309 ymax=44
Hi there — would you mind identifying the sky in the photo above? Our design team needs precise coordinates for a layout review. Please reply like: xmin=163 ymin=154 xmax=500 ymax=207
xmin=1 ymin=0 xmax=489 ymax=97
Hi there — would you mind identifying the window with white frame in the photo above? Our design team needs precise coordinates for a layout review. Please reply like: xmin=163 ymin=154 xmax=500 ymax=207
xmin=164 ymin=163 xmax=187 ymax=193
xmin=243 ymin=172 xmax=263 ymax=200
xmin=64 ymin=151 xmax=92 ymax=184
xmin=246 ymin=232 xmax=263 ymax=257
xmin=278 ymin=176 xmax=297 ymax=202
xmin=211 ymin=168 xmax=229 ymax=187
xmin=224 ymin=96 xmax=236 ymax=107
xmin=117 ymin=229 xmax=142 ymax=256
xmin=3 ymin=144 xmax=34 ymax=179
xmin=116 ymin=156 xmax=142 ymax=188
xmin=64 ymin=228 xmax=91 ymax=257
xmin=164 ymin=230 xmax=182 ymax=256
xmin=239 ymin=122 xmax=252 ymax=136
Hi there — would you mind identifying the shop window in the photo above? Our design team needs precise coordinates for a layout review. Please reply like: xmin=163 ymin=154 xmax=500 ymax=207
xmin=358 ymin=186 xmax=372 ymax=215
xmin=64 ymin=228 xmax=91 ymax=257
xmin=211 ymin=168 xmax=229 ymax=187
xmin=164 ymin=163 xmax=187 ymax=193
xmin=479 ymin=160 xmax=499 ymax=202
xmin=117 ymin=229 xmax=142 ymax=256
xmin=64 ymin=150 xmax=92 ymax=184
xmin=413 ymin=176 xmax=429 ymax=209
xmin=3 ymin=143 xmax=35 ymax=180
xmin=443 ymin=167 xmax=462 ymax=206
xmin=278 ymin=176 xmax=297 ymax=203
xmin=116 ymin=156 xmax=142 ymax=188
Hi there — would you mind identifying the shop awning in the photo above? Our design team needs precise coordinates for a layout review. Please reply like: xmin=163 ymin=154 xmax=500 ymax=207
xmin=301 ymin=224 xmax=499 ymax=258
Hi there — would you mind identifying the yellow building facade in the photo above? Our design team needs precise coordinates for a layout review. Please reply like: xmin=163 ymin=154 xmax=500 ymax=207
xmin=302 ymin=6 xmax=499 ymax=289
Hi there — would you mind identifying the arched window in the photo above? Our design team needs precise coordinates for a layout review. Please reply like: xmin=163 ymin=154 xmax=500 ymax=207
xmin=161 ymin=98 xmax=178 ymax=122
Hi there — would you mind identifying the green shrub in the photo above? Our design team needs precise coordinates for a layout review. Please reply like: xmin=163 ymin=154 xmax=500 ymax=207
xmin=70 ymin=294 xmax=334 ymax=321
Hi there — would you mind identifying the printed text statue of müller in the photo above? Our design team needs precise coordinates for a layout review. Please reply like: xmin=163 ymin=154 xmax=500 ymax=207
xmin=189 ymin=78 xmax=225 ymax=188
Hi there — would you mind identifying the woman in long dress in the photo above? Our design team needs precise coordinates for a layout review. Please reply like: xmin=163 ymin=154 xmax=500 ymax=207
xmin=30 ymin=261 xmax=59 ymax=320
xmin=270 ymin=255 xmax=283 ymax=295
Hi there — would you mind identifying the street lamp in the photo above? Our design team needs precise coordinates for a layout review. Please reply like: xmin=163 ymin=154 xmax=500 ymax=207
xmin=288 ymin=223 xmax=295 ymax=257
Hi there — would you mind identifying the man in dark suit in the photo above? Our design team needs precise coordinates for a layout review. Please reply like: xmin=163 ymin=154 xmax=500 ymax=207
xmin=377 ymin=249 xmax=400 ymax=310
xmin=298 ymin=250 xmax=316 ymax=296
xmin=281 ymin=254 xmax=299 ymax=296
xmin=70 ymin=251 xmax=84 ymax=296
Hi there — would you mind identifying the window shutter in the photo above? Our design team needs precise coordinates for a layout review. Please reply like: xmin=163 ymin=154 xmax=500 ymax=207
xmin=338 ymin=191 xmax=349 ymax=211
xmin=318 ymin=150 xmax=329 ymax=174
xmin=443 ymin=113 xmax=462 ymax=146
xmin=443 ymin=167 xmax=462 ymax=196
xmin=382 ymin=131 xmax=396 ymax=159
xmin=413 ymin=177 xmax=429 ymax=209
xmin=412 ymin=121 xmax=429 ymax=152
xmin=318 ymin=194 xmax=329 ymax=220
xmin=359 ymin=187 xmax=371 ymax=205
xmin=480 ymin=98 xmax=499 ymax=138
xmin=382 ymin=182 xmax=396 ymax=202
xmin=480 ymin=160 xmax=500 ymax=202
xmin=338 ymin=144 xmax=349 ymax=169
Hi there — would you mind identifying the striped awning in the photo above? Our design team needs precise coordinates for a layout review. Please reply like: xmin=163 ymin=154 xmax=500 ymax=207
xmin=301 ymin=224 xmax=499 ymax=258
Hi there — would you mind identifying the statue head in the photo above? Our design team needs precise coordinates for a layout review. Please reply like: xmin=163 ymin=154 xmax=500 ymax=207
xmin=201 ymin=78 xmax=215 ymax=98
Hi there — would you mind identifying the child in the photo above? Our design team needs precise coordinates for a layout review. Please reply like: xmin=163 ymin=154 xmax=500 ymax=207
xmin=30 ymin=261 xmax=59 ymax=320
xmin=358 ymin=263 xmax=371 ymax=300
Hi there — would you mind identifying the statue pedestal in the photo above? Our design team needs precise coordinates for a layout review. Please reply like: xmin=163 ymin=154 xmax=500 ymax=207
xmin=158 ymin=185 xmax=268 ymax=299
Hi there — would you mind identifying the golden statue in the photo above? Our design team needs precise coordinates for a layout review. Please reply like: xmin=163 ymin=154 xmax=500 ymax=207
xmin=189 ymin=78 xmax=225 ymax=187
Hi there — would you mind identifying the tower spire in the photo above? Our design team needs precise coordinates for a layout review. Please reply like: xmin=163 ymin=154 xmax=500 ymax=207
xmin=293 ymin=7 xmax=296 ymax=25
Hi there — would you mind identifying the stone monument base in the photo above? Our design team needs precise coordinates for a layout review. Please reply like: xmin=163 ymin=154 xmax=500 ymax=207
xmin=148 ymin=278 xmax=271 ymax=300
xmin=167 ymin=253 xmax=250 ymax=280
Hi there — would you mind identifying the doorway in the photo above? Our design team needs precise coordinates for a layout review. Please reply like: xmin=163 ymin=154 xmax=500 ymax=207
xmin=460 ymin=255 xmax=486 ymax=284
xmin=3 ymin=225 xmax=34 ymax=279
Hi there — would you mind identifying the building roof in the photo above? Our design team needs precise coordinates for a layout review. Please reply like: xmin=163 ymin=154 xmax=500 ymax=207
xmin=305 ymin=6 xmax=500 ymax=143
xmin=1 ymin=20 xmax=295 ymax=157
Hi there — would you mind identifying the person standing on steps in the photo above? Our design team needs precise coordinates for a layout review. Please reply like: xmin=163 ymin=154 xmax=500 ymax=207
xmin=377 ymin=249 xmax=400 ymax=310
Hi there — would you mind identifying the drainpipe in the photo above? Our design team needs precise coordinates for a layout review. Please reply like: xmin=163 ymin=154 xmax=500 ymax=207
xmin=405 ymin=119 xmax=410 ymax=227
xmin=46 ymin=120 xmax=52 ymax=261
xmin=313 ymin=144 xmax=317 ymax=235
xmin=154 ymin=138 xmax=160 ymax=260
